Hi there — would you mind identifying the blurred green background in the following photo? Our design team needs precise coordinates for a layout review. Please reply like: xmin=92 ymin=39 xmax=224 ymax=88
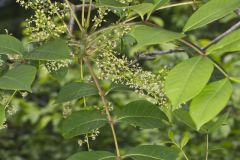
xmin=0 ymin=0 xmax=240 ymax=160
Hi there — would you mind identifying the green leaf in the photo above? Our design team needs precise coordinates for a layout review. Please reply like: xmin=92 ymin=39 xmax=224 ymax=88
xmin=0 ymin=65 xmax=37 ymax=91
xmin=180 ymin=132 xmax=190 ymax=148
xmin=129 ymin=3 xmax=154 ymax=19
xmin=61 ymin=110 xmax=108 ymax=139
xmin=66 ymin=151 xmax=115 ymax=160
xmin=148 ymin=0 xmax=169 ymax=17
xmin=153 ymin=0 xmax=169 ymax=8
xmin=0 ymin=34 xmax=23 ymax=55
xmin=23 ymin=39 xmax=71 ymax=60
xmin=124 ymin=145 xmax=179 ymax=160
xmin=98 ymin=1 xmax=154 ymax=19
xmin=165 ymin=56 xmax=214 ymax=109
xmin=173 ymin=109 xmax=196 ymax=130
xmin=50 ymin=67 xmax=68 ymax=81
xmin=0 ymin=54 xmax=9 ymax=76
xmin=0 ymin=105 xmax=6 ymax=129
xmin=190 ymin=79 xmax=232 ymax=130
xmin=56 ymin=82 xmax=98 ymax=103
xmin=106 ymin=83 xmax=132 ymax=94
xmin=116 ymin=100 xmax=168 ymax=129
xmin=168 ymin=130 xmax=175 ymax=142
xmin=97 ymin=0 xmax=126 ymax=8
xmin=201 ymin=113 xmax=229 ymax=133
xmin=183 ymin=0 xmax=240 ymax=32
xmin=130 ymin=25 xmax=184 ymax=48
xmin=207 ymin=29 xmax=240 ymax=55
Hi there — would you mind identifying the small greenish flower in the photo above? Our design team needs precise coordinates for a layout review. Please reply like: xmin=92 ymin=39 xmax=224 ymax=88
xmin=96 ymin=49 xmax=169 ymax=107
xmin=17 ymin=0 xmax=69 ymax=41
xmin=45 ymin=60 xmax=71 ymax=73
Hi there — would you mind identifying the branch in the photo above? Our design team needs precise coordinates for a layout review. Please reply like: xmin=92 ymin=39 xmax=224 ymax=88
xmin=129 ymin=49 xmax=185 ymax=67
xmin=84 ymin=57 xmax=121 ymax=160
xmin=202 ymin=9 xmax=240 ymax=50
xmin=202 ymin=21 xmax=240 ymax=50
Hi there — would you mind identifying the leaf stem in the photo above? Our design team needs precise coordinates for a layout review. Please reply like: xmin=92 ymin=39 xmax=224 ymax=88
xmin=175 ymin=143 xmax=189 ymax=160
xmin=205 ymin=134 xmax=209 ymax=160
xmin=86 ymin=0 xmax=93 ymax=28
xmin=84 ymin=57 xmax=121 ymax=159
xmin=85 ymin=134 xmax=91 ymax=151
xmin=157 ymin=1 xmax=198 ymax=11
xmin=82 ymin=0 xmax=85 ymax=27
xmin=65 ymin=0 xmax=84 ymax=31
xmin=4 ymin=90 xmax=17 ymax=109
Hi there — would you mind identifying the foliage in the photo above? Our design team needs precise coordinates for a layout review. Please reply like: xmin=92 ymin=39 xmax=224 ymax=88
xmin=0 ymin=0 xmax=240 ymax=160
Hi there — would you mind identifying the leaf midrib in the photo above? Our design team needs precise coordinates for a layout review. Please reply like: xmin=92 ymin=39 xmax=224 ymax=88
xmin=174 ymin=57 xmax=202 ymax=106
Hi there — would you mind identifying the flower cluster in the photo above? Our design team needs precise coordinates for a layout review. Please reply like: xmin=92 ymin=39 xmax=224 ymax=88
xmin=96 ymin=49 xmax=169 ymax=107
xmin=92 ymin=24 xmax=131 ymax=52
xmin=16 ymin=0 xmax=69 ymax=41
xmin=45 ymin=60 xmax=71 ymax=73
xmin=62 ymin=105 xmax=72 ymax=119
xmin=92 ymin=7 xmax=110 ymax=30
xmin=78 ymin=129 xmax=100 ymax=146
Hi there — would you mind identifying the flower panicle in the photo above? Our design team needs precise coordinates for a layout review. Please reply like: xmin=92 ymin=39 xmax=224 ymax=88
xmin=96 ymin=49 xmax=169 ymax=107
xmin=16 ymin=0 xmax=69 ymax=41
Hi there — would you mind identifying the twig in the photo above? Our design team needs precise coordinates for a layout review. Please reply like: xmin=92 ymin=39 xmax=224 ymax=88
xmin=129 ymin=49 xmax=185 ymax=67
xmin=202 ymin=21 xmax=240 ymax=50
xmin=202 ymin=8 xmax=240 ymax=50
xmin=180 ymin=39 xmax=204 ymax=55
xmin=179 ymin=39 xmax=230 ymax=77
